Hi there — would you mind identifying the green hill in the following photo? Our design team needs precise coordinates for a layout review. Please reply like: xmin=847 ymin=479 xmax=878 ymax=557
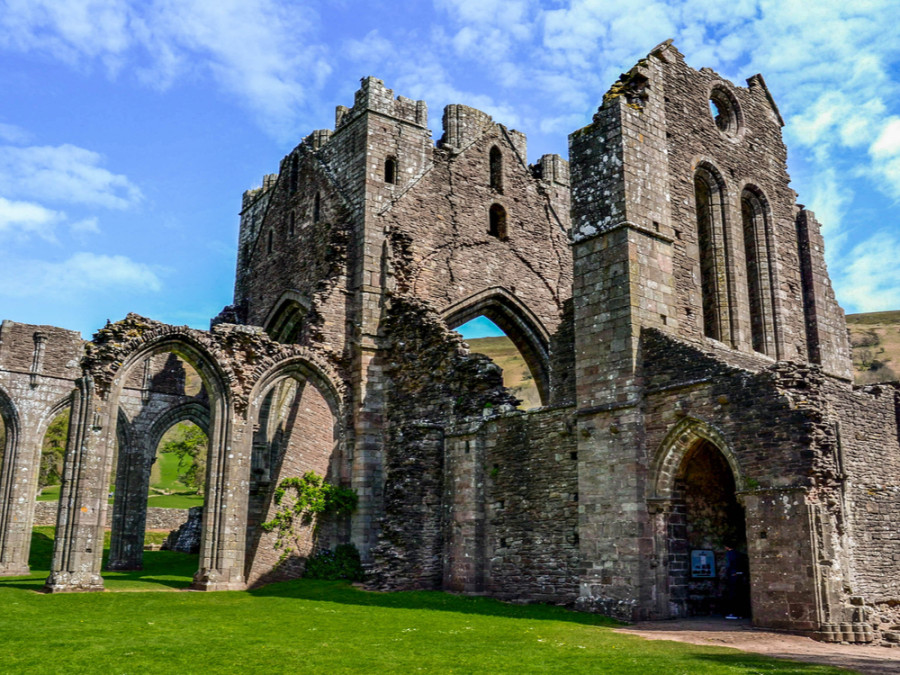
xmin=845 ymin=310 xmax=900 ymax=384
xmin=467 ymin=336 xmax=541 ymax=409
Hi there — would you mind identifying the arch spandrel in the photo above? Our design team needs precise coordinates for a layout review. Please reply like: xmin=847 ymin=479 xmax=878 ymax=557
xmin=651 ymin=417 xmax=744 ymax=500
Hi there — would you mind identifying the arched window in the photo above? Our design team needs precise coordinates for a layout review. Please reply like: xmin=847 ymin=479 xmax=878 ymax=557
xmin=384 ymin=157 xmax=397 ymax=185
xmin=289 ymin=155 xmax=299 ymax=194
xmin=289 ymin=211 xmax=295 ymax=237
xmin=267 ymin=230 xmax=274 ymax=254
xmin=489 ymin=203 xmax=507 ymax=240
xmin=741 ymin=188 xmax=777 ymax=356
xmin=694 ymin=165 xmax=733 ymax=344
xmin=490 ymin=146 xmax=503 ymax=193
xmin=313 ymin=192 xmax=321 ymax=223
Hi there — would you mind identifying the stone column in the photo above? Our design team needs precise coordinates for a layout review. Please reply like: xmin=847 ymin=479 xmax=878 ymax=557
xmin=0 ymin=402 xmax=35 ymax=576
xmin=45 ymin=377 xmax=113 ymax=592
xmin=192 ymin=405 xmax=249 ymax=591
xmin=107 ymin=441 xmax=153 ymax=570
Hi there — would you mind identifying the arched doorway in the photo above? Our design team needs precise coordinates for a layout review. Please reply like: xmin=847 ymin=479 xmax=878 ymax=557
xmin=670 ymin=440 xmax=748 ymax=617
xmin=652 ymin=419 xmax=750 ymax=619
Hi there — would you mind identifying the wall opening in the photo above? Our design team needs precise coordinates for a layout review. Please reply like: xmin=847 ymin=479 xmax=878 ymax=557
xmin=455 ymin=316 xmax=541 ymax=409
xmin=150 ymin=420 xmax=207 ymax=510
xmin=106 ymin=351 xmax=210 ymax=574
xmin=313 ymin=192 xmax=321 ymax=223
xmin=289 ymin=154 xmax=299 ymax=194
xmin=490 ymin=146 xmax=503 ymax=193
xmin=741 ymin=188 xmax=777 ymax=356
xmin=489 ymin=203 xmax=507 ymax=240
xmin=36 ymin=409 xmax=70 ymax=503
xmin=694 ymin=166 xmax=733 ymax=344
xmin=384 ymin=156 xmax=397 ymax=185
xmin=667 ymin=439 xmax=749 ymax=618
xmin=709 ymin=86 xmax=740 ymax=137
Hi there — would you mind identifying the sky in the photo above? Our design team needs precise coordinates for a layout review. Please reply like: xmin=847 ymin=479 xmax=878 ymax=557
xmin=1 ymin=0 xmax=899 ymax=340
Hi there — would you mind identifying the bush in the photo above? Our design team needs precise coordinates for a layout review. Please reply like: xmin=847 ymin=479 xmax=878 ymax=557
xmin=304 ymin=544 xmax=364 ymax=582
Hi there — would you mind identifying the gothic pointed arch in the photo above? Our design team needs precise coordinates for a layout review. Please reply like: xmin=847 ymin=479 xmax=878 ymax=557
xmin=651 ymin=417 xmax=744 ymax=500
xmin=441 ymin=287 xmax=551 ymax=406
xmin=741 ymin=184 xmax=778 ymax=357
xmin=694 ymin=161 xmax=735 ymax=345
xmin=263 ymin=290 xmax=312 ymax=344
xmin=146 ymin=401 xmax=211 ymax=455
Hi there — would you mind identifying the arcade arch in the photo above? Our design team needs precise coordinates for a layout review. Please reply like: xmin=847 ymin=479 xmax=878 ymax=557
xmin=442 ymin=287 xmax=551 ymax=407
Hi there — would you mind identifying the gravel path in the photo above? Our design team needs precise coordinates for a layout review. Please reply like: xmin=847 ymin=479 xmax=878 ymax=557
xmin=615 ymin=618 xmax=900 ymax=674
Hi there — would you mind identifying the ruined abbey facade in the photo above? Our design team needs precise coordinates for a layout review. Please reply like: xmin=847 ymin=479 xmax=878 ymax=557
xmin=1 ymin=42 xmax=899 ymax=643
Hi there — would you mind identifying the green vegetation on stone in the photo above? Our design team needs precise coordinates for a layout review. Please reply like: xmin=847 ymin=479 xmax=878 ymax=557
xmin=157 ymin=421 xmax=207 ymax=494
xmin=0 ymin=528 xmax=852 ymax=675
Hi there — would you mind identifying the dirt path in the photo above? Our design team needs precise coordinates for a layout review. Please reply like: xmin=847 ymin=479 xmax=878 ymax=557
xmin=615 ymin=618 xmax=900 ymax=674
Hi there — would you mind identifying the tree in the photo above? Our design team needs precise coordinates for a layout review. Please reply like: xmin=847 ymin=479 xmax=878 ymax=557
xmin=160 ymin=422 xmax=208 ymax=493
xmin=40 ymin=412 xmax=69 ymax=489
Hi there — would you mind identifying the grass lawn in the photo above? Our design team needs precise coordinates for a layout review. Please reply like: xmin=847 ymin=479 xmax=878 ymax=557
xmin=0 ymin=530 xmax=855 ymax=675
xmin=146 ymin=492 xmax=205 ymax=509
xmin=36 ymin=484 xmax=61 ymax=501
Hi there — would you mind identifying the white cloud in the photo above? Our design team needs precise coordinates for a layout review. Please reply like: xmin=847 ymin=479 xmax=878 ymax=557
xmin=0 ymin=197 xmax=64 ymax=240
xmin=835 ymin=231 xmax=900 ymax=313
xmin=0 ymin=143 xmax=142 ymax=209
xmin=0 ymin=0 xmax=329 ymax=136
xmin=0 ymin=122 xmax=31 ymax=144
xmin=0 ymin=251 xmax=163 ymax=298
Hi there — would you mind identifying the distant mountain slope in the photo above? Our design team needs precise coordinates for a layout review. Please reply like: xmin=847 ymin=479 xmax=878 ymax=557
xmin=846 ymin=310 xmax=900 ymax=384
xmin=467 ymin=336 xmax=541 ymax=409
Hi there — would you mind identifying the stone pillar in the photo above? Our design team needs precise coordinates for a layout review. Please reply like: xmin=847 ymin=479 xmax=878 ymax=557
xmin=569 ymin=49 xmax=677 ymax=620
xmin=192 ymin=406 xmax=248 ymax=591
xmin=0 ymin=401 xmax=36 ymax=577
xmin=46 ymin=377 xmax=112 ymax=592
xmin=443 ymin=426 xmax=486 ymax=593
xmin=107 ymin=441 xmax=153 ymax=570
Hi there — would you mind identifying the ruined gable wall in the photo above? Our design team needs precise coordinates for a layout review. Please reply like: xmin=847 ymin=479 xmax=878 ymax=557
xmin=659 ymin=49 xmax=810 ymax=363
xmin=238 ymin=149 xmax=353 ymax=360
xmin=381 ymin=126 xmax=572 ymax=338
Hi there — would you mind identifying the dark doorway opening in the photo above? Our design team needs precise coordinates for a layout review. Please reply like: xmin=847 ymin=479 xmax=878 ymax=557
xmin=668 ymin=439 xmax=749 ymax=617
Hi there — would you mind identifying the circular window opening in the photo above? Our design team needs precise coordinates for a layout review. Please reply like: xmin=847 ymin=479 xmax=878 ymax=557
xmin=709 ymin=86 xmax=740 ymax=137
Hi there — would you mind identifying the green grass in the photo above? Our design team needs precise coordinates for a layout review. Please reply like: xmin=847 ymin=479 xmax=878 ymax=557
xmin=147 ymin=492 xmax=205 ymax=509
xmin=846 ymin=309 xmax=900 ymax=325
xmin=149 ymin=449 xmax=187 ymax=490
xmin=36 ymin=484 xmax=61 ymax=501
xmin=0 ymin=531 xmax=855 ymax=674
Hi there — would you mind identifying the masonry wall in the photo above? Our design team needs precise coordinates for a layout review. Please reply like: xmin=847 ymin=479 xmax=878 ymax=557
xmin=826 ymin=380 xmax=900 ymax=631
xmin=245 ymin=380 xmax=338 ymax=587
xmin=444 ymin=406 xmax=580 ymax=603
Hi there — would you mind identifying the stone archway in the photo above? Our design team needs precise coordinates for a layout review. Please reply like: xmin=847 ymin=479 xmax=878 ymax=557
xmin=649 ymin=417 xmax=749 ymax=619
xmin=442 ymin=286 xmax=552 ymax=406
xmin=0 ymin=385 xmax=24 ymax=575
xmin=243 ymin=355 xmax=347 ymax=586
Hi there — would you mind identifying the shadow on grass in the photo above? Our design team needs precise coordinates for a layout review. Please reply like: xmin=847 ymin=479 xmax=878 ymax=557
xmin=249 ymin=578 xmax=623 ymax=628
xmin=0 ymin=530 xmax=198 ymax=592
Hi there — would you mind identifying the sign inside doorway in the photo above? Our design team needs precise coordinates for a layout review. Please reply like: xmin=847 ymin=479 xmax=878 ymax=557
xmin=691 ymin=549 xmax=716 ymax=578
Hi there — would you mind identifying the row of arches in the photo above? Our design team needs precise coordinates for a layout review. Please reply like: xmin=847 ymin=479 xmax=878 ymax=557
xmin=694 ymin=163 xmax=779 ymax=357
xmin=0 ymin=328 xmax=348 ymax=592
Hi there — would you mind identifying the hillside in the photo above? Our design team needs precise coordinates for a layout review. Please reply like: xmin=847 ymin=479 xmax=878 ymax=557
xmin=845 ymin=310 xmax=900 ymax=384
xmin=467 ymin=336 xmax=541 ymax=409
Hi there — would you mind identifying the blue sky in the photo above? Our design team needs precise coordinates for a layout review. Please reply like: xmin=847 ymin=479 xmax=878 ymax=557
xmin=1 ymin=0 xmax=898 ymax=339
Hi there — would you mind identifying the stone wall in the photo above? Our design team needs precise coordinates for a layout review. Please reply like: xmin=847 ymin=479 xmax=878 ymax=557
xmin=33 ymin=500 xmax=190 ymax=531
xmin=445 ymin=406 xmax=580 ymax=604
